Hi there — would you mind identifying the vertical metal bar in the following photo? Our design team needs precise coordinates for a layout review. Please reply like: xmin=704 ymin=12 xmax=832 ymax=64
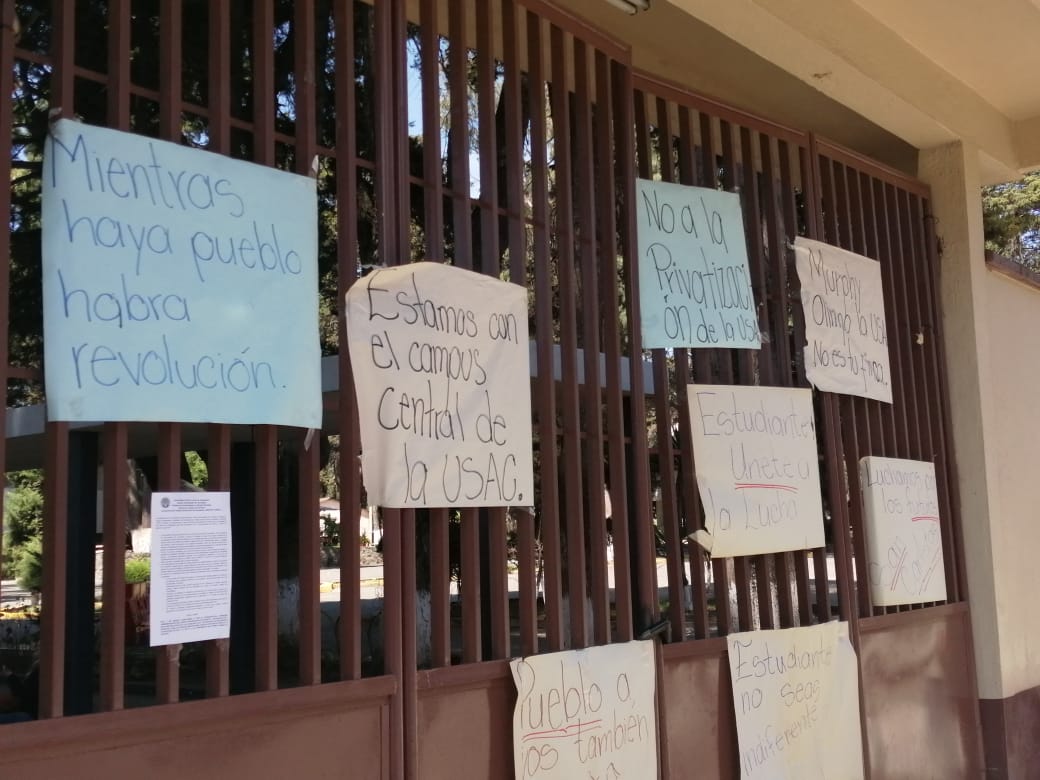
xmin=0 ymin=0 xmax=13 ymax=597
xmin=40 ymin=422 xmax=69 ymax=719
xmin=528 ymin=11 xmax=563 ymax=651
xmin=298 ymin=432 xmax=321 ymax=685
xmin=503 ymin=0 xmax=537 ymax=655
xmin=381 ymin=508 xmax=405 ymax=780
xmin=156 ymin=422 xmax=182 ymax=704
xmin=876 ymin=183 xmax=911 ymax=458
xmin=99 ymin=425 xmax=127 ymax=711
xmin=205 ymin=424 xmax=231 ymax=696
xmin=614 ymin=59 xmax=658 ymax=634
xmin=253 ymin=425 xmax=278 ymax=692
xmin=448 ymin=0 xmax=471 ymax=267
xmin=430 ymin=508 xmax=451 ymax=667
xmin=644 ymin=96 xmax=685 ymax=642
xmin=203 ymin=0 xmax=232 ymax=697
xmin=597 ymin=50 xmax=634 ymax=643
xmin=697 ymin=112 xmax=733 ymax=635
xmin=420 ymin=0 xmax=444 ymax=260
xmin=295 ymin=0 xmax=317 ymax=169
xmin=551 ymin=22 xmax=588 ymax=649
xmin=334 ymin=0 xmax=362 ymax=682
xmin=574 ymin=38 xmax=609 ymax=646
xmin=158 ymin=0 xmax=182 ymax=141
xmin=675 ymin=106 xmax=709 ymax=639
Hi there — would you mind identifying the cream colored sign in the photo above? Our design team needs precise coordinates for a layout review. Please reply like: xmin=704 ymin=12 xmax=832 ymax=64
xmin=687 ymin=384 xmax=824 ymax=557
xmin=794 ymin=237 xmax=892 ymax=403
xmin=510 ymin=641 xmax=658 ymax=780
xmin=859 ymin=456 xmax=947 ymax=606
xmin=344 ymin=262 xmax=534 ymax=507
xmin=728 ymin=622 xmax=864 ymax=779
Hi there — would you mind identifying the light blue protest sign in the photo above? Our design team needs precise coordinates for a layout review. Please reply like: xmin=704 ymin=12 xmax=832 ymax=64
xmin=636 ymin=179 xmax=760 ymax=349
xmin=42 ymin=119 xmax=321 ymax=427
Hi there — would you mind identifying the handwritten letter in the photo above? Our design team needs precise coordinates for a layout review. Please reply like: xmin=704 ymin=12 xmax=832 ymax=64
xmin=859 ymin=456 xmax=946 ymax=606
xmin=344 ymin=262 xmax=535 ymax=508
xmin=794 ymin=237 xmax=892 ymax=403
xmin=42 ymin=119 xmax=321 ymax=427
xmin=637 ymin=179 xmax=760 ymax=349
xmin=687 ymin=384 xmax=824 ymax=557
xmin=510 ymin=641 xmax=658 ymax=780
xmin=728 ymin=622 xmax=864 ymax=779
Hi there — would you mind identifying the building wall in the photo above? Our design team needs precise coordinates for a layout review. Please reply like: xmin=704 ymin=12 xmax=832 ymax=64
xmin=984 ymin=268 xmax=1040 ymax=699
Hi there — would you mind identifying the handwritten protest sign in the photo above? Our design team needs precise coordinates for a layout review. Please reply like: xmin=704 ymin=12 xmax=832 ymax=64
xmin=344 ymin=262 xmax=534 ymax=507
xmin=636 ymin=179 xmax=760 ymax=349
xmin=41 ymin=120 xmax=321 ymax=427
xmin=794 ymin=237 xmax=892 ymax=403
xmin=859 ymin=456 xmax=946 ymax=606
xmin=686 ymin=384 xmax=824 ymax=557
xmin=728 ymin=621 xmax=863 ymax=779
xmin=511 ymin=640 xmax=657 ymax=780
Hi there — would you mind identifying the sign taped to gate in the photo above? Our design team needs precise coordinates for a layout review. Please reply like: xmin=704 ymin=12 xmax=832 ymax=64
xmin=344 ymin=262 xmax=535 ymax=507
xmin=686 ymin=384 xmax=824 ymax=557
xmin=510 ymin=640 xmax=658 ymax=780
xmin=728 ymin=621 xmax=864 ymax=779
xmin=859 ymin=456 xmax=946 ymax=606
xmin=41 ymin=119 xmax=321 ymax=427
xmin=794 ymin=237 xmax=892 ymax=403
xmin=636 ymin=179 xmax=760 ymax=349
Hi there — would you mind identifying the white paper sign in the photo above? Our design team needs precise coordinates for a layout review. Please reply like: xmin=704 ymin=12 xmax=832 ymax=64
xmin=636 ymin=179 xmax=760 ymax=349
xmin=858 ymin=456 xmax=946 ymax=606
xmin=42 ymin=119 xmax=322 ymax=427
xmin=794 ymin=237 xmax=892 ymax=403
xmin=728 ymin=622 xmax=864 ymax=780
xmin=344 ymin=262 xmax=535 ymax=507
xmin=150 ymin=492 xmax=232 ymax=646
xmin=511 ymin=641 xmax=658 ymax=780
xmin=687 ymin=384 xmax=824 ymax=557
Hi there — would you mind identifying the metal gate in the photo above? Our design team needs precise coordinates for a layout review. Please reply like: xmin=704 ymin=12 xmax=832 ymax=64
xmin=0 ymin=1 xmax=982 ymax=777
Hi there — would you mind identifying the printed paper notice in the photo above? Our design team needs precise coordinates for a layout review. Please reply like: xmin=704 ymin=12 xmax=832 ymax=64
xmin=150 ymin=491 xmax=231 ymax=646
xmin=636 ymin=179 xmax=760 ymax=349
xmin=687 ymin=384 xmax=824 ymax=557
xmin=511 ymin=640 xmax=658 ymax=780
xmin=344 ymin=262 xmax=535 ymax=507
xmin=42 ymin=119 xmax=321 ymax=427
xmin=859 ymin=456 xmax=946 ymax=606
xmin=728 ymin=622 xmax=864 ymax=779
xmin=794 ymin=237 xmax=892 ymax=403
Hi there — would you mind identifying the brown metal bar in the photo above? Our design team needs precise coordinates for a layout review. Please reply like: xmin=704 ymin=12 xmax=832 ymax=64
xmin=334 ymin=0 xmax=362 ymax=682
xmin=596 ymin=50 xmax=633 ymax=643
xmin=254 ymin=425 xmax=278 ymax=692
xmin=697 ymin=110 xmax=733 ymax=635
xmin=528 ymin=10 xmax=564 ymax=651
xmin=381 ymin=508 xmax=405 ymax=780
xmin=429 ymin=509 xmax=451 ymax=667
xmin=40 ymin=421 xmax=70 ymax=719
xmin=551 ymin=22 xmax=588 ymax=649
xmin=447 ymin=0 xmax=471 ymax=268
xmin=420 ymin=0 xmax=444 ymax=261
xmin=675 ymin=106 xmax=710 ymax=639
xmin=294 ymin=0 xmax=317 ymax=171
xmin=205 ymin=424 xmax=231 ymax=697
xmin=574 ymin=37 xmax=609 ymax=646
xmin=298 ymin=432 xmax=321 ymax=686
xmin=99 ymin=423 xmax=128 ymax=711
xmin=158 ymin=0 xmax=182 ymax=141
xmin=503 ymin=0 xmax=537 ymax=655
xmin=644 ymin=95 xmax=685 ymax=642
xmin=614 ymin=59 xmax=658 ymax=634
xmin=0 ymin=0 xmax=15 ymax=597
xmin=207 ymin=0 xmax=230 ymax=153
xmin=156 ymin=422 xmax=182 ymax=704
xmin=460 ymin=508 xmax=482 ymax=662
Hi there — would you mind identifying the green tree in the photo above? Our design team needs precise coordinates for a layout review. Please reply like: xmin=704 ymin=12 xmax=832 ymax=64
xmin=982 ymin=170 xmax=1040 ymax=268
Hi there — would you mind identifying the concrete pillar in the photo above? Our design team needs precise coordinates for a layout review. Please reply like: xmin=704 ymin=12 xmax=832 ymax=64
xmin=917 ymin=142 xmax=1028 ymax=778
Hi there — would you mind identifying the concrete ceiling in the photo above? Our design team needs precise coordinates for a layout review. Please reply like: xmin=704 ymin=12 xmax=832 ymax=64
xmin=558 ymin=0 xmax=1040 ymax=184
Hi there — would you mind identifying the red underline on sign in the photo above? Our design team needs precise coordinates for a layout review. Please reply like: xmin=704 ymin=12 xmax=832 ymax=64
xmin=734 ymin=483 xmax=799 ymax=494
xmin=523 ymin=721 xmax=603 ymax=742
xmin=911 ymin=516 xmax=940 ymax=523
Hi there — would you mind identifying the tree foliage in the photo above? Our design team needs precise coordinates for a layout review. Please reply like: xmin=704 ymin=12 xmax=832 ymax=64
xmin=982 ymin=170 xmax=1040 ymax=268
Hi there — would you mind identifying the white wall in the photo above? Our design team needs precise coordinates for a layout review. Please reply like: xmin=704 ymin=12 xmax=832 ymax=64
xmin=983 ymin=268 xmax=1040 ymax=697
